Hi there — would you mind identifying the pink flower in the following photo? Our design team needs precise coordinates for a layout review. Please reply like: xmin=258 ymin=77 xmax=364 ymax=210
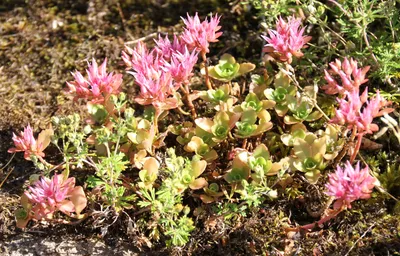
xmin=162 ymin=47 xmax=198 ymax=86
xmin=322 ymin=58 xmax=370 ymax=96
xmin=8 ymin=125 xmax=53 ymax=160
xmin=154 ymin=34 xmax=186 ymax=61
xmin=262 ymin=16 xmax=311 ymax=63
xmin=23 ymin=174 xmax=87 ymax=220
xmin=331 ymin=89 xmax=363 ymax=127
xmin=66 ymin=58 xmax=122 ymax=104
xmin=332 ymin=88 xmax=394 ymax=135
xmin=181 ymin=13 xmax=222 ymax=54
xmin=123 ymin=38 xmax=199 ymax=111
xmin=122 ymin=42 xmax=158 ymax=73
xmin=356 ymin=91 xmax=393 ymax=134
xmin=123 ymin=42 xmax=178 ymax=110
xmin=134 ymin=70 xmax=177 ymax=109
xmin=326 ymin=161 xmax=376 ymax=209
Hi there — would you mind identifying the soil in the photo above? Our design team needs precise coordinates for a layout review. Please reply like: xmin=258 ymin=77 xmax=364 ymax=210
xmin=0 ymin=1 xmax=399 ymax=255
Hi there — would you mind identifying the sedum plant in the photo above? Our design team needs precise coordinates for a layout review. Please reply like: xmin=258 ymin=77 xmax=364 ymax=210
xmin=325 ymin=161 xmax=377 ymax=210
xmin=203 ymin=53 xmax=255 ymax=82
xmin=180 ymin=158 xmax=208 ymax=191
xmin=234 ymin=109 xmax=273 ymax=138
xmin=284 ymin=87 xmax=323 ymax=125
xmin=233 ymin=92 xmax=275 ymax=138
xmin=291 ymin=161 xmax=378 ymax=232
xmin=264 ymin=70 xmax=296 ymax=116
xmin=199 ymin=84 xmax=237 ymax=108
xmin=262 ymin=16 xmax=311 ymax=64
xmin=292 ymin=133 xmax=327 ymax=183
xmin=224 ymin=151 xmax=251 ymax=184
xmin=235 ymin=92 xmax=275 ymax=113
xmin=248 ymin=144 xmax=282 ymax=183
xmin=138 ymin=157 xmax=160 ymax=190
xmin=16 ymin=174 xmax=87 ymax=228
xmin=316 ymin=124 xmax=345 ymax=160
xmin=280 ymin=123 xmax=308 ymax=147
xmin=321 ymin=57 xmax=394 ymax=162
xmin=8 ymin=10 xmax=400 ymax=250
xmin=200 ymin=183 xmax=224 ymax=204
xmin=8 ymin=124 xmax=54 ymax=168
xmin=195 ymin=111 xmax=239 ymax=142
xmin=184 ymin=136 xmax=218 ymax=162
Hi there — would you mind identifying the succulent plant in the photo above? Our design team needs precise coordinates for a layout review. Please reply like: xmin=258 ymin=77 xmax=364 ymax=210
xmin=127 ymin=118 xmax=156 ymax=153
xmin=248 ymin=144 xmax=282 ymax=184
xmin=17 ymin=174 xmax=87 ymax=228
xmin=292 ymin=133 xmax=327 ymax=184
xmin=316 ymin=124 xmax=345 ymax=160
xmin=284 ymin=92 xmax=323 ymax=124
xmin=234 ymin=109 xmax=273 ymax=138
xmin=184 ymin=136 xmax=218 ymax=162
xmin=203 ymin=53 xmax=255 ymax=82
xmin=195 ymin=111 xmax=240 ymax=142
xmin=200 ymin=183 xmax=224 ymax=203
xmin=138 ymin=157 xmax=160 ymax=189
xmin=181 ymin=158 xmax=208 ymax=190
xmin=234 ymin=92 xmax=275 ymax=113
xmin=264 ymin=71 xmax=297 ymax=116
xmin=326 ymin=161 xmax=376 ymax=209
xmin=9 ymin=124 xmax=54 ymax=161
xmin=281 ymin=123 xmax=308 ymax=147
xmin=200 ymin=84 xmax=236 ymax=106
xmin=224 ymin=151 xmax=251 ymax=184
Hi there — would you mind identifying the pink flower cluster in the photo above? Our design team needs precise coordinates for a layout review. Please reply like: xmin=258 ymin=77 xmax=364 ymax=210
xmin=262 ymin=16 xmax=311 ymax=63
xmin=180 ymin=13 xmax=222 ymax=55
xmin=322 ymin=58 xmax=370 ymax=95
xmin=323 ymin=58 xmax=393 ymax=135
xmin=154 ymin=35 xmax=186 ymax=61
xmin=122 ymin=13 xmax=220 ymax=110
xmin=8 ymin=124 xmax=50 ymax=160
xmin=66 ymin=58 xmax=122 ymax=104
xmin=122 ymin=39 xmax=197 ymax=111
xmin=333 ymin=89 xmax=392 ymax=135
xmin=24 ymin=174 xmax=87 ymax=220
xmin=325 ymin=161 xmax=376 ymax=209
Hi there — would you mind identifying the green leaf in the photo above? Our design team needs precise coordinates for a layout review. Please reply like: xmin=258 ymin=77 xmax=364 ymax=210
xmin=86 ymin=176 xmax=105 ymax=188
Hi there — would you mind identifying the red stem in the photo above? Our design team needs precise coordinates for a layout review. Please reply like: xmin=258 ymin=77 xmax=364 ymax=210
xmin=201 ymin=52 xmax=212 ymax=90
xmin=185 ymin=83 xmax=197 ymax=118
xmin=350 ymin=134 xmax=363 ymax=163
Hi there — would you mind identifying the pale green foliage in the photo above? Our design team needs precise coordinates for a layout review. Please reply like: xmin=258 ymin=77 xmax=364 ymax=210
xmin=51 ymin=114 xmax=88 ymax=169
xmin=204 ymin=53 xmax=255 ymax=82
xmin=234 ymin=108 xmax=273 ymax=138
xmin=224 ymin=151 xmax=251 ymax=184
xmin=292 ymin=133 xmax=327 ymax=184
xmin=87 ymin=153 xmax=135 ymax=212
xmin=264 ymin=71 xmax=296 ymax=116
xmin=284 ymin=86 xmax=323 ymax=125
xmin=137 ymin=149 xmax=199 ymax=246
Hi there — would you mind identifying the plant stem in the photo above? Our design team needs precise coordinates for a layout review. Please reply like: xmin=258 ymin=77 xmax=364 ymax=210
xmin=299 ymin=207 xmax=342 ymax=231
xmin=202 ymin=52 xmax=212 ymax=90
xmin=153 ymin=109 xmax=160 ymax=135
xmin=184 ymin=83 xmax=197 ymax=118
xmin=350 ymin=133 xmax=363 ymax=163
